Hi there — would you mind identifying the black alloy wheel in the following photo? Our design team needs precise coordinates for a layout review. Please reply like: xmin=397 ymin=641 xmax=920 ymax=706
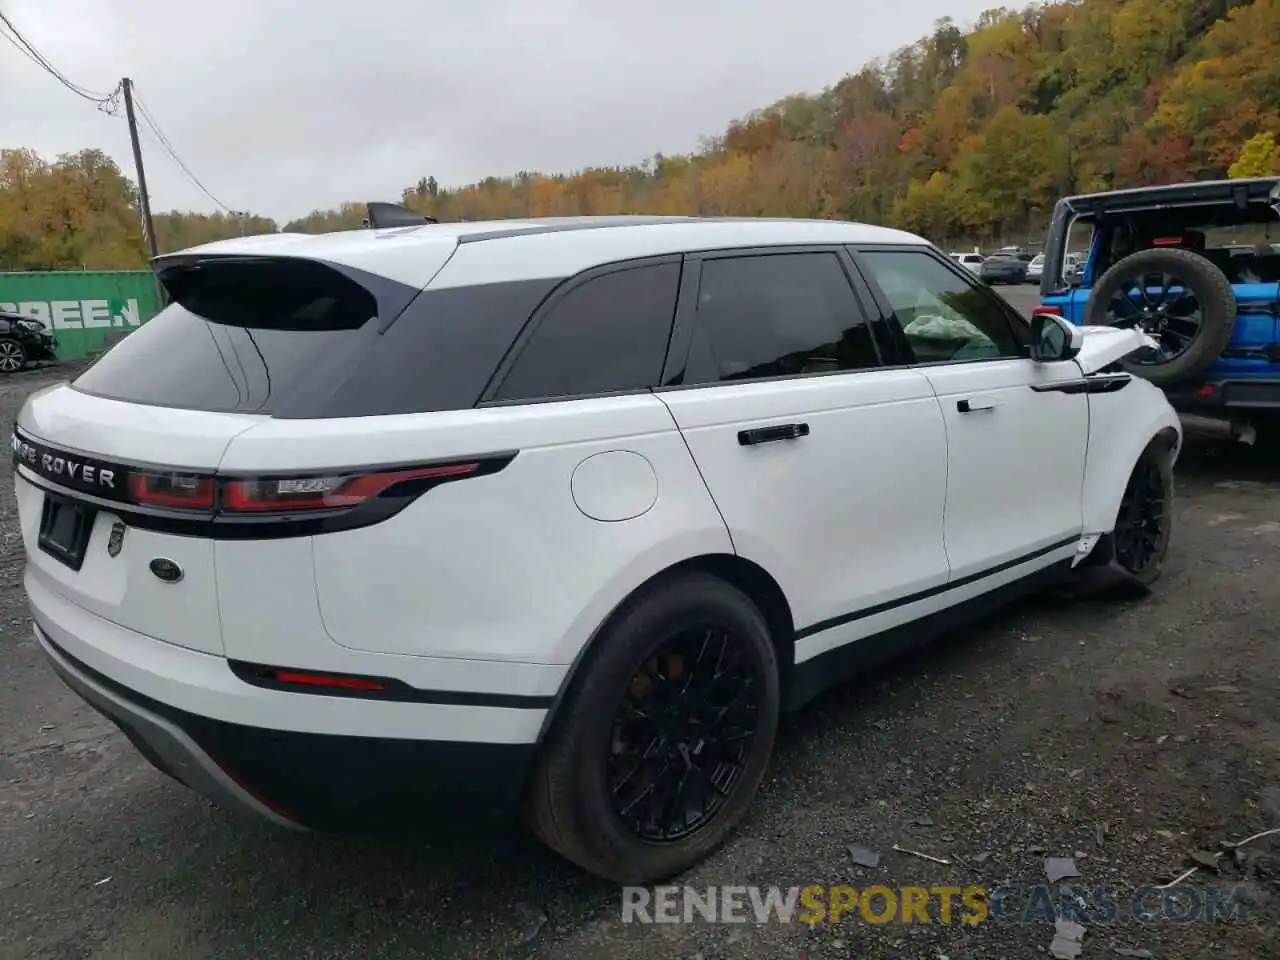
xmin=1084 ymin=247 xmax=1235 ymax=388
xmin=525 ymin=572 xmax=780 ymax=884
xmin=1103 ymin=268 xmax=1204 ymax=367
xmin=1112 ymin=444 xmax=1173 ymax=585
xmin=607 ymin=623 xmax=764 ymax=843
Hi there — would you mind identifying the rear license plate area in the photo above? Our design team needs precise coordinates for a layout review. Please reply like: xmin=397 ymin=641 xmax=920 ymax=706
xmin=38 ymin=494 xmax=97 ymax=571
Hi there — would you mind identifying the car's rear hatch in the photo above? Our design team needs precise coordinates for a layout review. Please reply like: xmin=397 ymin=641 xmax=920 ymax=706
xmin=14 ymin=246 xmax=460 ymax=657
xmin=16 ymin=390 xmax=264 ymax=655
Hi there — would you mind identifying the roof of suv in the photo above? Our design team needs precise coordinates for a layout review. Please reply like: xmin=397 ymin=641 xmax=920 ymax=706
xmin=158 ymin=216 xmax=929 ymax=290
xmin=1059 ymin=177 xmax=1280 ymax=217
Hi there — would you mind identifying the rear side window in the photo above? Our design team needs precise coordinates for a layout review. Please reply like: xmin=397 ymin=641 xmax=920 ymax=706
xmin=492 ymin=260 xmax=680 ymax=402
xmin=685 ymin=251 xmax=880 ymax=383
xmin=73 ymin=259 xmax=378 ymax=414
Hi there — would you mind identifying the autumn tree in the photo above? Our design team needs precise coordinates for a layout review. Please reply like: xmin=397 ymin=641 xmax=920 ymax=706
xmin=1228 ymin=133 xmax=1280 ymax=178
xmin=8 ymin=0 xmax=1276 ymax=265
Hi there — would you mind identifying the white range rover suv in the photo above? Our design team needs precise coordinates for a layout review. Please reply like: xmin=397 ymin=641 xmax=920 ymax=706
xmin=15 ymin=214 xmax=1181 ymax=883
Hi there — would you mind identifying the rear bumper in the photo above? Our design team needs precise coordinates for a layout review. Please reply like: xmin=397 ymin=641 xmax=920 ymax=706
xmin=28 ymin=573 xmax=546 ymax=829
xmin=37 ymin=625 xmax=538 ymax=829
xmin=1165 ymin=378 xmax=1280 ymax=413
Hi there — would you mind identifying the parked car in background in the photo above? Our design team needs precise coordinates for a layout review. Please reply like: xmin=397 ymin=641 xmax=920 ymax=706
xmin=949 ymin=252 xmax=984 ymax=274
xmin=1026 ymin=253 xmax=1045 ymax=283
xmin=979 ymin=253 xmax=1028 ymax=285
xmin=0 ymin=310 xmax=57 ymax=373
xmin=1039 ymin=177 xmax=1280 ymax=441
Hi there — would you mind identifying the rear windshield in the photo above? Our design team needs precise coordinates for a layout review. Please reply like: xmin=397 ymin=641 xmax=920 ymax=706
xmin=73 ymin=258 xmax=379 ymax=415
xmin=71 ymin=256 xmax=560 ymax=418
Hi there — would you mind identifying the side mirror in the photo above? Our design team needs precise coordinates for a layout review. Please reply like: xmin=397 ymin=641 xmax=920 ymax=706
xmin=1030 ymin=312 xmax=1083 ymax=363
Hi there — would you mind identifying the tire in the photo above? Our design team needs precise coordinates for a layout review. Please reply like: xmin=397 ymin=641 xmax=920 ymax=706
xmin=0 ymin=338 xmax=27 ymax=373
xmin=1112 ymin=439 xmax=1174 ymax=588
xmin=526 ymin=572 xmax=781 ymax=883
xmin=1084 ymin=247 xmax=1235 ymax=388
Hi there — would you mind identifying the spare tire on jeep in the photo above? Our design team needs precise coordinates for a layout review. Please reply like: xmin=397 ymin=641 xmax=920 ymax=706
xmin=1083 ymin=247 xmax=1236 ymax=388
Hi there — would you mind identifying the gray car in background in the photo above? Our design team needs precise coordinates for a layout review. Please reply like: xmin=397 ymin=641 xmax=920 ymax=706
xmin=978 ymin=253 xmax=1028 ymax=285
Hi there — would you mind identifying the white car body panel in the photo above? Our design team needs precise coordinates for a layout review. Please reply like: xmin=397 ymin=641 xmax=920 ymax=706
xmin=655 ymin=368 xmax=950 ymax=664
xmin=918 ymin=357 xmax=1089 ymax=581
xmin=1073 ymin=325 xmax=1158 ymax=376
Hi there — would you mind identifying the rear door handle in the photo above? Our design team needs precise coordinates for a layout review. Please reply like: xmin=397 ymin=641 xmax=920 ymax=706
xmin=737 ymin=423 xmax=810 ymax=446
xmin=957 ymin=396 xmax=1001 ymax=413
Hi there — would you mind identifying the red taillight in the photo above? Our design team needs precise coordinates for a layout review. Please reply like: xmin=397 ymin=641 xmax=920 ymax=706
xmin=220 ymin=462 xmax=479 ymax=512
xmin=1031 ymin=305 xmax=1064 ymax=318
xmin=127 ymin=471 xmax=216 ymax=508
xmin=1197 ymin=383 xmax=1216 ymax=397
xmin=268 ymin=670 xmax=386 ymax=692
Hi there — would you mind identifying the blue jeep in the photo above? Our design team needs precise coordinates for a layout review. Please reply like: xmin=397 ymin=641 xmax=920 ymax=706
xmin=1039 ymin=178 xmax=1280 ymax=434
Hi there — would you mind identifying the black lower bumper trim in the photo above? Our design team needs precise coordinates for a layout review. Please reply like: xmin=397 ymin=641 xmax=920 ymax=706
xmin=1166 ymin=378 xmax=1280 ymax=412
xmin=39 ymin=632 xmax=537 ymax=831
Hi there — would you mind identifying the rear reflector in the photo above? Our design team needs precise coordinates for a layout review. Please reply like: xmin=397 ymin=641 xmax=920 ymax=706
xmin=1031 ymin=305 xmax=1064 ymax=318
xmin=268 ymin=670 xmax=386 ymax=692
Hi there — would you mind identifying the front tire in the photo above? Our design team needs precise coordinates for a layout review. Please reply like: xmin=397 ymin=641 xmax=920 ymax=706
xmin=526 ymin=572 xmax=780 ymax=883
xmin=1112 ymin=440 xmax=1174 ymax=587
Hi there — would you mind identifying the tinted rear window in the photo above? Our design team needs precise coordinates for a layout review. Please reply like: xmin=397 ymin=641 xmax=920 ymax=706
xmin=74 ymin=304 xmax=380 ymax=414
xmin=74 ymin=259 xmax=377 ymax=415
xmin=72 ymin=258 xmax=561 ymax=418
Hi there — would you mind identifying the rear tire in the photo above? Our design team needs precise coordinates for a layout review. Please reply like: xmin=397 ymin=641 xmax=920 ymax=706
xmin=1084 ymin=247 xmax=1235 ymax=388
xmin=526 ymin=572 xmax=780 ymax=883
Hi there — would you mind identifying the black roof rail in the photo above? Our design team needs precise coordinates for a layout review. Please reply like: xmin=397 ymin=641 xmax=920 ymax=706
xmin=364 ymin=202 xmax=438 ymax=228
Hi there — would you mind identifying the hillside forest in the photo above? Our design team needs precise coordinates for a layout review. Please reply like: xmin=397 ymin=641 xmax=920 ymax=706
xmin=2 ymin=0 xmax=1278 ymax=272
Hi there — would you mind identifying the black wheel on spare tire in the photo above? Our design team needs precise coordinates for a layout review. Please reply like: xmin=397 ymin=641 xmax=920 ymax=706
xmin=1112 ymin=439 xmax=1174 ymax=588
xmin=526 ymin=572 xmax=780 ymax=884
xmin=0 ymin=338 xmax=26 ymax=373
xmin=1084 ymin=247 xmax=1235 ymax=388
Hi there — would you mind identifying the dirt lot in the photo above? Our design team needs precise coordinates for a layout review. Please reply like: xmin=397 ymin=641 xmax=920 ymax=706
xmin=2 ymin=342 xmax=1278 ymax=959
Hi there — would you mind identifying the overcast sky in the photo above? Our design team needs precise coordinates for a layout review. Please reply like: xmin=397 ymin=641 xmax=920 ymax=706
xmin=3 ymin=0 xmax=999 ymax=223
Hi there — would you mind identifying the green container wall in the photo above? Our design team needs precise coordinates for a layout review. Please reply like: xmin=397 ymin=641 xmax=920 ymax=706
xmin=0 ymin=271 xmax=160 ymax=360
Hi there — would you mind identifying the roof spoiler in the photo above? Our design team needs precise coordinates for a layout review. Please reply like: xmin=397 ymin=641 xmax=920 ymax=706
xmin=363 ymin=202 xmax=438 ymax=228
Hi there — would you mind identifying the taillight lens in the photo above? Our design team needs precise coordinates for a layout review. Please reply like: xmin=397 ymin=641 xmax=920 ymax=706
xmin=119 ymin=461 xmax=487 ymax=515
xmin=220 ymin=463 xmax=479 ymax=513
xmin=128 ymin=471 xmax=216 ymax=508
xmin=1031 ymin=305 xmax=1064 ymax=318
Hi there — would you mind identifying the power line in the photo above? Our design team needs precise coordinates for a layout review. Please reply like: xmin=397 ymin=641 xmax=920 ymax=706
xmin=0 ymin=8 xmax=120 ymax=111
xmin=131 ymin=89 xmax=233 ymax=213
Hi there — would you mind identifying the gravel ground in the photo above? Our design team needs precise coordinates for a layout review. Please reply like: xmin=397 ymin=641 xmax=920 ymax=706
xmin=2 ymin=336 xmax=1278 ymax=959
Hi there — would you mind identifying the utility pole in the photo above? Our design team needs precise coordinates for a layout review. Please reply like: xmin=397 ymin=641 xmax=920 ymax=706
xmin=121 ymin=78 xmax=165 ymax=305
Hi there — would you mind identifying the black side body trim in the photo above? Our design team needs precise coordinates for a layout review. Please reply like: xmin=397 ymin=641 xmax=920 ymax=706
xmin=795 ymin=535 xmax=1078 ymax=640
xmin=1030 ymin=374 xmax=1132 ymax=395
xmin=226 ymin=660 xmax=554 ymax=709
xmin=787 ymin=556 xmax=1074 ymax=711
